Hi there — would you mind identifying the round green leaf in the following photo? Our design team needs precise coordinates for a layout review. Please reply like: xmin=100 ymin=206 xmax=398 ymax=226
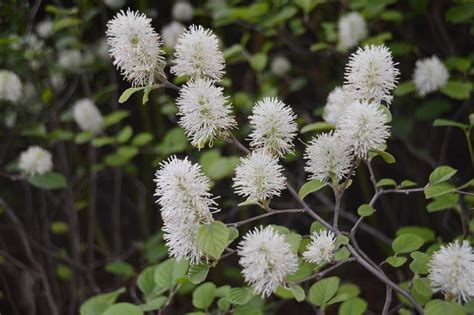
xmin=357 ymin=204 xmax=375 ymax=217
xmin=392 ymin=233 xmax=424 ymax=254
xmin=192 ymin=282 xmax=216 ymax=310
xmin=308 ymin=276 xmax=340 ymax=307
xmin=103 ymin=303 xmax=144 ymax=315
xmin=196 ymin=221 xmax=229 ymax=260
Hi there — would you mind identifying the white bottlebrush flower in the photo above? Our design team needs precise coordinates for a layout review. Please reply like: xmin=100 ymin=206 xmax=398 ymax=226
xmin=413 ymin=56 xmax=449 ymax=96
xmin=0 ymin=70 xmax=22 ymax=103
xmin=429 ymin=240 xmax=474 ymax=302
xmin=51 ymin=74 xmax=65 ymax=91
xmin=323 ymin=86 xmax=355 ymax=126
xmin=304 ymin=132 xmax=353 ymax=182
xmin=97 ymin=38 xmax=110 ymax=60
xmin=18 ymin=146 xmax=53 ymax=177
xmin=337 ymin=12 xmax=367 ymax=51
xmin=162 ymin=21 xmax=185 ymax=48
xmin=172 ymin=1 xmax=194 ymax=21
xmin=303 ymin=230 xmax=337 ymax=265
xmin=154 ymin=156 xmax=217 ymax=264
xmin=344 ymin=45 xmax=399 ymax=105
xmin=338 ymin=101 xmax=390 ymax=158
xmin=271 ymin=56 xmax=291 ymax=77
xmin=238 ymin=226 xmax=298 ymax=297
xmin=171 ymin=25 xmax=225 ymax=80
xmin=36 ymin=20 xmax=53 ymax=38
xmin=104 ymin=0 xmax=125 ymax=10
xmin=248 ymin=97 xmax=297 ymax=156
xmin=106 ymin=9 xmax=165 ymax=86
xmin=176 ymin=77 xmax=236 ymax=148
xmin=233 ymin=151 xmax=286 ymax=202
xmin=72 ymin=99 xmax=104 ymax=134
xmin=58 ymin=50 xmax=82 ymax=70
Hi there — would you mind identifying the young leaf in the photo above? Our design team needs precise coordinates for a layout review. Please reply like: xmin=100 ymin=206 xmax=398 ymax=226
xmin=196 ymin=221 xmax=229 ymax=260
xmin=308 ymin=276 xmax=340 ymax=307
xmin=424 ymin=182 xmax=455 ymax=199
xmin=226 ymin=287 xmax=254 ymax=305
xmin=28 ymin=172 xmax=67 ymax=190
xmin=79 ymin=288 xmax=126 ymax=315
xmin=119 ymin=87 xmax=144 ymax=103
xmin=103 ymin=303 xmax=144 ymax=315
xmin=298 ymin=180 xmax=327 ymax=200
xmin=386 ymin=256 xmax=407 ymax=267
xmin=300 ymin=122 xmax=335 ymax=134
xmin=290 ymin=285 xmax=306 ymax=302
xmin=139 ymin=297 xmax=167 ymax=311
xmin=339 ymin=297 xmax=368 ymax=315
xmin=376 ymin=178 xmax=397 ymax=188
xmin=188 ymin=264 xmax=211 ymax=285
xmin=370 ymin=149 xmax=396 ymax=164
xmin=192 ymin=282 xmax=216 ymax=310
xmin=392 ymin=233 xmax=424 ymax=254
xmin=357 ymin=204 xmax=375 ymax=217
xmin=429 ymin=166 xmax=457 ymax=185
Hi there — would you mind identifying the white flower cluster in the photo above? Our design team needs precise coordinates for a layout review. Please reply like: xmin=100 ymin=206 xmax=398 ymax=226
xmin=172 ymin=1 xmax=194 ymax=22
xmin=303 ymin=230 xmax=336 ymax=265
xmin=154 ymin=156 xmax=217 ymax=264
xmin=238 ymin=226 xmax=298 ymax=297
xmin=413 ymin=55 xmax=449 ymax=96
xmin=58 ymin=50 xmax=82 ymax=70
xmin=337 ymin=12 xmax=367 ymax=51
xmin=248 ymin=97 xmax=297 ymax=157
xmin=18 ymin=146 xmax=53 ymax=177
xmin=322 ymin=86 xmax=355 ymax=126
xmin=106 ymin=9 xmax=165 ymax=86
xmin=305 ymin=132 xmax=352 ymax=182
xmin=428 ymin=240 xmax=474 ymax=302
xmin=271 ymin=56 xmax=291 ymax=77
xmin=233 ymin=151 xmax=286 ymax=202
xmin=72 ymin=99 xmax=104 ymax=135
xmin=36 ymin=19 xmax=53 ymax=38
xmin=171 ymin=25 xmax=225 ymax=80
xmin=176 ymin=78 xmax=236 ymax=148
xmin=162 ymin=21 xmax=185 ymax=48
xmin=0 ymin=70 xmax=22 ymax=103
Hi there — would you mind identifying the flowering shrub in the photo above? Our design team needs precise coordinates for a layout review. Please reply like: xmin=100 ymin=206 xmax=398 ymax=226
xmin=1 ymin=1 xmax=473 ymax=315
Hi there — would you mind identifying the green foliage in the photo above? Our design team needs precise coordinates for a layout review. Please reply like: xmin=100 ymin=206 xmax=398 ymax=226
xmin=308 ymin=276 xmax=340 ymax=307
xmin=298 ymin=179 xmax=327 ymax=200
xmin=196 ymin=221 xmax=229 ymax=260
xmin=80 ymin=288 xmax=125 ymax=315
xmin=28 ymin=172 xmax=67 ymax=190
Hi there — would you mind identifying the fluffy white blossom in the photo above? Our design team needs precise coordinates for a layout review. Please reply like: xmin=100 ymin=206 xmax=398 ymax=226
xmin=176 ymin=77 xmax=236 ymax=148
xmin=72 ymin=99 xmax=104 ymax=134
xmin=271 ymin=56 xmax=291 ymax=77
xmin=172 ymin=1 xmax=194 ymax=21
xmin=305 ymin=132 xmax=353 ymax=182
xmin=18 ymin=146 xmax=53 ymax=177
xmin=104 ymin=0 xmax=125 ymax=10
xmin=51 ymin=74 xmax=65 ymax=91
xmin=323 ymin=86 xmax=355 ymax=126
xmin=154 ymin=156 xmax=217 ymax=264
xmin=58 ymin=50 xmax=82 ymax=70
xmin=413 ymin=56 xmax=449 ymax=96
xmin=233 ymin=151 xmax=286 ymax=202
xmin=36 ymin=20 xmax=53 ymax=38
xmin=303 ymin=230 xmax=336 ymax=265
xmin=171 ymin=25 xmax=225 ymax=80
xmin=238 ymin=226 xmax=298 ymax=297
xmin=338 ymin=12 xmax=367 ymax=51
xmin=106 ymin=9 xmax=165 ymax=86
xmin=344 ymin=45 xmax=399 ymax=105
xmin=338 ymin=101 xmax=390 ymax=158
xmin=428 ymin=240 xmax=474 ymax=302
xmin=0 ymin=70 xmax=22 ymax=103
xmin=162 ymin=21 xmax=185 ymax=48
xmin=248 ymin=97 xmax=297 ymax=156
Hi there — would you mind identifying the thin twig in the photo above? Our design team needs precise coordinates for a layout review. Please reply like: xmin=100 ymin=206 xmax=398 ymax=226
xmin=226 ymin=209 xmax=305 ymax=227
xmin=294 ymin=258 xmax=354 ymax=284
xmin=382 ymin=285 xmax=393 ymax=315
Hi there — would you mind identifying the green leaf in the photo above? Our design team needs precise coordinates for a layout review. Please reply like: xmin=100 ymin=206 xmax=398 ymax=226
xmin=119 ymin=87 xmax=144 ymax=103
xmin=339 ymin=297 xmax=368 ymax=315
xmin=139 ymin=297 xmax=167 ymax=311
xmin=429 ymin=166 xmax=457 ymax=185
xmin=250 ymin=53 xmax=267 ymax=71
xmin=290 ymin=285 xmax=305 ymax=302
xmin=394 ymin=81 xmax=416 ymax=96
xmin=80 ymin=288 xmax=126 ymax=315
xmin=433 ymin=119 xmax=468 ymax=129
xmin=298 ymin=180 xmax=327 ymax=200
xmin=117 ymin=126 xmax=133 ymax=143
xmin=51 ymin=221 xmax=68 ymax=234
xmin=440 ymin=81 xmax=472 ymax=100
xmin=92 ymin=136 xmax=115 ymax=147
xmin=400 ymin=180 xmax=417 ymax=188
xmin=137 ymin=265 xmax=158 ymax=297
xmin=104 ymin=303 xmax=144 ymax=315
xmin=105 ymin=261 xmax=134 ymax=278
xmin=376 ymin=178 xmax=397 ymax=188
xmin=337 ymin=284 xmax=360 ymax=299
xmin=392 ymin=233 xmax=424 ymax=254
xmin=446 ymin=4 xmax=474 ymax=23
xmin=409 ymin=251 xmax=430 ymax=275
xmin=424 ymin=182 xmax=455 ymax=199
xmin=196 ymin=221 xmax=229 ymax=260
xmin=188 ymin=264 xmax=210 ymax=285
xmin=308 ymin=276 xmax=340 ymax=307
xmin=327 ymin=293 xmax=349 ymax=305
xmin=217 ymin=297 xmax=230 ymax=311
xmin=412 ymin=278 xmax=432 ymax=297
xmin=386 ymin=256 xmax=407 ymax=267
xmin=154 ymin=258 xmax=188 ymax=289
xmin=132 ymin=133 xmax=153 ymax=146
xmin=104 ymin=110 xmax=129 ymax=128
xmin=75 ymin=131 xmax=94 ymax=144
xmin=396 ymin=226 xmax=435 ymax=243
xmin=424 ymin=299 xmax=466 ymax=315
xmin=427 ymin=193 xmax=459 ymax=212
xmin=155 ymin=128 xmax=187 ymax=156
xmin=300 ymin=122 xmax=335 ymax=134
xmin=28 ymin=172 xmax=67 ymax=190
xmin=294 ymin=0 xmax=319 ymax=14
xmin=227 ymin=287 xmax=254 ymax=305
xmin=192 ymin=282 xmax=216 ymax=310
xmin=370 ymin=149 xmax=396 ymax=164
xmin=334 ymin=247 xmax=351 ymax=261
xmin=357 ymin=204 xmax=375 ymax=217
